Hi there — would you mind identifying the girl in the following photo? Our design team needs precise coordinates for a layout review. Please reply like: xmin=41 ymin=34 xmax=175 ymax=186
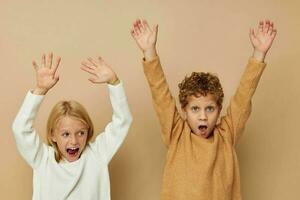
xmin=12 ymin=53 xmax=132 ymax=200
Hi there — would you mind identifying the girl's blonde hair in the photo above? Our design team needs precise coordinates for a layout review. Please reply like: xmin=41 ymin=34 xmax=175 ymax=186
xmin=46 ymin=100 xmax=94 ymax=162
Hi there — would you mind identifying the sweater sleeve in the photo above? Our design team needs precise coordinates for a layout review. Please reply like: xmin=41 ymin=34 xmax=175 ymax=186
xmin=91 ymin=81 xmax=132 ymax=164
xmin=143 ymin=57 xmax=184 ymax=147
xmin=219 ymin=58 xmax=266 ymax=145
xmin=12 ymin=91 xmax=48 ymax=169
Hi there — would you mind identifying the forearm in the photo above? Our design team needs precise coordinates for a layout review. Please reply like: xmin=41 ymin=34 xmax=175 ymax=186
xmin=143 ymin=56 xmax=173 ymax=105
xmin=108 ymin=81 xmax=132 ymax=125
xmin=12 ymin=91 xmax=45 ymax=167
xmin=233 ymin=59 xmax=266 ymax=120
xmin=93 ymin=82 xmax=132 ymax=162
xmin=143 ymin=56 xmax=182 ymax=146
xmin=222 ymin=58 xmax=266 ymax=144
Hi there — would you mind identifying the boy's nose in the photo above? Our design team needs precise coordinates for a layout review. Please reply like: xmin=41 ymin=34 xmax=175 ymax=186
xmin=199 ymin=111 xmax=207 ymax=120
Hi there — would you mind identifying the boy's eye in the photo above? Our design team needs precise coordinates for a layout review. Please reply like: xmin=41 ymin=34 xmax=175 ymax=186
xmin=206 ymin=106 xmax=215 ymax=112
xmin=191 ymin=106 xmax=199 ymax=112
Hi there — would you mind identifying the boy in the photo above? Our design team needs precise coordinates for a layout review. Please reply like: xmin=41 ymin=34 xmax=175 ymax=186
xmin=131 ymin=19 xmax=276 ymax=200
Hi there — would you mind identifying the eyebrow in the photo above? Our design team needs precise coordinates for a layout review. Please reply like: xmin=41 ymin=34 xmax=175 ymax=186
xmin=59 ymin=128 xmax=88 ymax=132
xmin=190 ymin=102 xmax=217 ymax=106
xmin=206 ymin=104 xmax=217 ymax=106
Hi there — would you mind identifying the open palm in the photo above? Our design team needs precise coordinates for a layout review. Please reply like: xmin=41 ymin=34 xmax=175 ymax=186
xmin=81 ymin=57 xmax=117 ymax=84
xmin=250 ymin=20 xmax=277 ymax=53
xmin=131 ymin=19 xmax=158 ymax=52
xmin=33 ymin=53 xmax=61 ymax=93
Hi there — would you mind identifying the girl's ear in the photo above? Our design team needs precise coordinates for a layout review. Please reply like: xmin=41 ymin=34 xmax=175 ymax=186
xmin=51 ymin=130 xmax=57 ymax=142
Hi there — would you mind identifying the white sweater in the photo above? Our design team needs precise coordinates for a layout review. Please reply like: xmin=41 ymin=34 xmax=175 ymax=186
xmin=12 ymin=82 xmax=132 ymax=200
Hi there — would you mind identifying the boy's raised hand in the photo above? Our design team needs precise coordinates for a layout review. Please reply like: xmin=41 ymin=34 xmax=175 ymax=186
xmin=81 ymin=57 xmax=119 ymax=85
xmin=250 ymin=20 xmax=277 ymax=62
xmin=32 ymin=53 xmax=61 ymax=95
xmin=131 ymin=19 xmax=158 ymax=60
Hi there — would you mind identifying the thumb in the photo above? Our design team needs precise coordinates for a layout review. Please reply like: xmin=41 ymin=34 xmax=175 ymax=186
xmin=54 ymin=74 xmax=59 ymax=82
xmin=88 ymin=77 xmax=98 ymax=83
xmin=153 ymin=24 xmax=159 ymax=37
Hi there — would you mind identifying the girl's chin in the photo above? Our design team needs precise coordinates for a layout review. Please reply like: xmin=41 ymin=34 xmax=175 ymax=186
xmin=64 ymin=151 xmax=81 ymax=162
xmin=65 ymin=156 xmax=80 ymax=162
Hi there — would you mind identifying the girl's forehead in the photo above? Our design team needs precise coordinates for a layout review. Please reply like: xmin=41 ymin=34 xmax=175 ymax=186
xmin=56 ymin=116 xmax=87 ymax=130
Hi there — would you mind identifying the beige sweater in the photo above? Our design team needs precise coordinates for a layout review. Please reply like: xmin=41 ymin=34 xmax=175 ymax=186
xmin=143 ymin=56 xmax=266 ymax=200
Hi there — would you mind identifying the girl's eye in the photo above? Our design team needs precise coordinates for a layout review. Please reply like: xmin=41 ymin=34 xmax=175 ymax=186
xmin=62 ymin=132 xmax=69 ymax=137
xmin=206 ymin=106 xmax=215 ymax=112
xmin=78 ymin=131 xmax=87 ymax=136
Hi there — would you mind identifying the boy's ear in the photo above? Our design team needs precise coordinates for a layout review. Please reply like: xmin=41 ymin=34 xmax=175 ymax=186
xmin=181 ymin=107 xmax=187 ymax=120
xmin=218 ymin=105 xmax=222 ymax=114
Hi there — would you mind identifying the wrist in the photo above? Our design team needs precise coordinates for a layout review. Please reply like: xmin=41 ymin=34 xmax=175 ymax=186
xmin=143 ymin=47 xmax=157 ymax=61
xmin=252 ymin=49 xmax=266 ymax=62
xmin=108 ymin=76 xmax=120 ymax=85
xmin=33 ymin=88 xmax=48 ymax=95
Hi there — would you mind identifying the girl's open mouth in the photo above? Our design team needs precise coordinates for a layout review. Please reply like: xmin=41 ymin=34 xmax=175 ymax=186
xmin=66 ymin=147 xmax=80 ymax=156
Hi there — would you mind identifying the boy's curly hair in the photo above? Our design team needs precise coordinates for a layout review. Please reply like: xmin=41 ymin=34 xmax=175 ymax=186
xmin=178 ymin=72 xmax=224 ymax=108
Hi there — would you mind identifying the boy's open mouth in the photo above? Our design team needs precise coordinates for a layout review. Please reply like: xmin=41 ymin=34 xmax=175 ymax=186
xmin=198 ymin=125 xmax=208 ymax=131
xmin=66 ymin=147 xmax=80 ymax=156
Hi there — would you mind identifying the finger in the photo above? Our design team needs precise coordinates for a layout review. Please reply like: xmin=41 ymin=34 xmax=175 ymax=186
xmin=81 ymin=61 xmax=96 ymax=70
xmin=249 ymin=28 xmax=253 ymax=38
xmin=270 ymin=29 xmax=277 ymax=39
xmin=32 ymin=60 xmax=39 ymax=71
xmin=52 ymin=57 xmax=61 ymax=75
xmin=137 ymin=19 xmax=145 ymax=33
xmin=153 ymin=24 xmax=159 ymax=38
xmin=41 ymin=54 xmax=46 ymax=67
xmin=87 ymin=57 xmax=99 ymax=67
xmin=97 ymin=56 xmax=106 ymax=65
xmin=47 ymin=52 xmax=53 ymax=68
xmin=88 ymin=78 xmax=96 ymax=83
xmin=249 ymin=28 xmax=256 ymax=41
xmin=134 ymin=19 xmax=142 ymax=34
xmin=81 ymin=65 xmax=97 ymax=76
xmin=132 ymin=21 xmax=137 ymax=31
xmin=267 ymin=21 xmax=274 ymax=35
xmin=133 ymin=24 xmax=140 ymax=35
xmin=142 ymin=19 xmax=151 ymax=32
xmin=88 ymin=74 xmax=99 ymax=83
xmin=264 ymin=19 xmax=270 ymax=34
xmin=258 ymin=20 xmax=263 ymax=33
xmin=54 ymin=71 xmax=59 ymax=81
xmin=130 ymin=28 xmax=137 ymax=38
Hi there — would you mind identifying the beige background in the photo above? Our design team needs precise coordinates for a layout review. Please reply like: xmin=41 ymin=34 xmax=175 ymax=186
xmin=0 ymin=0 xmax=299 ymax=199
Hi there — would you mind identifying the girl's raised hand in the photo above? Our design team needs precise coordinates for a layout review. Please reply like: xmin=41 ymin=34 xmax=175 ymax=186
xmin=81 ymin=57 xmax=119 ymax=85
xmin=32 ymin=53 xmax=61 ymax=95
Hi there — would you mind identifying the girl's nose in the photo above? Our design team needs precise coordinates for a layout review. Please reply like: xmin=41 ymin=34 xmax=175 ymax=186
xmin=70 ymin=135 xmax=78 ymax=145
